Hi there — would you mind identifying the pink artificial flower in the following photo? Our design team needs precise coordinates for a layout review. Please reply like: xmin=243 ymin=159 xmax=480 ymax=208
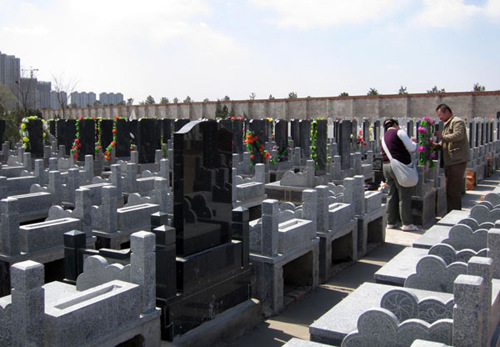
xmin=417 ymin=126 xmax=427 ymax=133
xmin=430 ymin=152 xmax=436 ymax=159
xmin=417 ymin=145 xmax=426 ymax=152
xmin=423 ymin=117 xmax=431 ymax=121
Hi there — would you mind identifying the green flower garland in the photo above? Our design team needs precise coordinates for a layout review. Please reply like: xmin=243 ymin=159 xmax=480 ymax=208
xmin=245 ymin=130 xmax=270 ymax=168
xmin=417 ymin=117 xmax=437 ymax=169
xmin=310 ymin=117 xmax=326 ymax=170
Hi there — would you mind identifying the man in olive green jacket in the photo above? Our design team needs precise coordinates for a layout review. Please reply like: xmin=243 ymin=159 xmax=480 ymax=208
xmin=433 ymin=104 xmax=471 ymax=212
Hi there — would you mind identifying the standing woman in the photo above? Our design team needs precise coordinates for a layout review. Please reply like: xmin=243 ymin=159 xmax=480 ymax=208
xmin=382 ymin=119 xmax=418 ymax=231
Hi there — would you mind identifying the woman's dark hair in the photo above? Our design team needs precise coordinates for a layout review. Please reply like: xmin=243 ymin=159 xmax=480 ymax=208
xmin=436 ymin=103 xmax=452 ymax=114
xmin=383 ymin=119 xmax=399 ymax=132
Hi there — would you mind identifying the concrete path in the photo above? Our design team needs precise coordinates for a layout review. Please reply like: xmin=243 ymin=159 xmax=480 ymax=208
xmin=217 ymin=170 xmax=500 ymax=347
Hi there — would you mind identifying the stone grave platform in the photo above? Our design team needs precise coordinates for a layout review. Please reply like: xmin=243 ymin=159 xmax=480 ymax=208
xmin=309 ymin=282 xmax=454 ymax=346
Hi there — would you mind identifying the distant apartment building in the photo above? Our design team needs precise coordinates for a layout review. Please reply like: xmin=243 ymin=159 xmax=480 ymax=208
xmin=99 ymin=92 xmax=124 ymax=106
xmin=0 ymin=51 xmax=21 ymax=96
xmin=50 ymin=91 xmax=68 ymax=109
xmin=18 ymin=78 xmax=52 ymax=110
xmin=70 ymin=91 xmax=97 ymax=108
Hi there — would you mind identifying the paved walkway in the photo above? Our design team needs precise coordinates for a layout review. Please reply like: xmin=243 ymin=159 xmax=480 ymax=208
xmin=218 ymin=170 xmax=500 ymax=346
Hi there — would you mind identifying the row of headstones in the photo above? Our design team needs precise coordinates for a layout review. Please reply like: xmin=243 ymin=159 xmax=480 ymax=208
xmin=304 ymin=194 xmax=500 ymax=346
xmin=19 ymin=118 xmax=191 ymax=163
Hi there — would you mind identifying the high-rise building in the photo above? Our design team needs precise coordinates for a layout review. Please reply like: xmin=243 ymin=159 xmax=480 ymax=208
xmin=37 ymin=81 xmax=51 ymax=109
xmin=99 ymin=92 xmax=124 ymax=106
xmin=71 ymin=91 xmax=98 ymax=107
xmin=0 ymin=51 xmax=21 ymax=96
xmin=51 ymin=91 xmax=67 ymax=109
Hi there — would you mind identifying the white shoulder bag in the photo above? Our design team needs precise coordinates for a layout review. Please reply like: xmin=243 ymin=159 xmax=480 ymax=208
xmin=381 ymin=137 xmax=418 ymax=187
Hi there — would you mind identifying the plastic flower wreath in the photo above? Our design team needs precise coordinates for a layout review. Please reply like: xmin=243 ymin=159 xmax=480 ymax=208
xmin=104 ymin=116 xmax=122 ymax=161
xmin=95 ymin=117 xmax=103 ymax=154
xmin=310 ymin=117 xmax=326 ymax=170
xmin=71 ymin=116 xmax=84 ymax=160
xmin=417 ymin=116 xmax=436 ymax=168
xmin=19 ymin=116 xmax=48 ymax=150
xmin=245 ymin=130 xmax=270 ymax=168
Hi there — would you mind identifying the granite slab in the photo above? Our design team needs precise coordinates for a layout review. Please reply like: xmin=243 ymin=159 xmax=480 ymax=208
xmin=309 ymin=282 xmax=453 ymax=346
xmin=413 ymin=225 xmax=452 ymax=249
xmin=374 ymin=247 xmax=428 ymax=286
xmin=436 ymin=210 xmax=469 ymax=227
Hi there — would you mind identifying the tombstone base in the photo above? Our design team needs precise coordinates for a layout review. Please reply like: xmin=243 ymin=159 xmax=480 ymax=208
xmin=356 ymin=206 xmax=387 ymax=258
xmin=159 ymin=267 xmax=252 ymax=341
xmin=318 ymin=218 xmax=358 ymax=282
xmin=412 ymin=191 xmax=437 ymax=227
xmin=250 ymin=239 xmax=320 ymax=317
xmin=170 ymin=298 xmax=262 ymax=347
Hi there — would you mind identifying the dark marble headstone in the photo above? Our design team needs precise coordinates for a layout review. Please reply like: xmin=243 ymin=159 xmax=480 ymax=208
xmin=469 ymin=121 xmax=475 ymax=147
xmin=314 ymin=119 xmax=327 ymax=173
xmin=373 ymin=120 xmax=381 ymax=145
xmin=407 ymin=120 xmax=414 ymax=138
xmin=299 ymin=120 xmax=311 ymax=159
xmin=27 ymin=119 xmax=44 ymax=158
xmin=129 ymin=119 xmax=138 ymax=148
xmin=115 ymin=118 xmax=130 ymax=157
xmin=48 ymin=120 xmax=56 ymax=136
xmin=100 ymin=119 xmax=113 ymax=151
xmin=290 ymin=119 xmax=301 ymax=147
xmin=362 ymin=120 xmax=370 ymax=141
xmin=0 ymin=119 xmax=5 ymax=143
xmin=232 ymin=119 xmax=244 ymax=154
xmin=475 ymin=120 xmax=479 ymax=147
xmin=78 ymin=118 xmax=95 ymax=161
xmin=65 ymin=119 xmax=77 ymax=156
xmin=498 ymin=112 xmax=500 ymax=140
xmin=137 ymin=118 xmax=160 ymax=163
xmin=480 ymin=121 xmax=485 ymax=146
xmin=274 ymin=119 xmax=288 ymax=162
xmin=248 ymin=119 xmax=270 ymax=165
xmin=174 ymin=119 xmax=190 ymax=132
xmin=164 ymin=119 xmax=250 ymax=339
xmin=161 ymin=119 xmax=173 ymax=142
xmin=489 ymin=120 xmax=494 ymax=144
xmin=338 ymin=120 xmax=352 ymax=170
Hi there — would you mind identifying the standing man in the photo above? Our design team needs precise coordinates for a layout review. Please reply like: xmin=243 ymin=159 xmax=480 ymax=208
xmin=433 ymin=104 xmax=471 ymax=212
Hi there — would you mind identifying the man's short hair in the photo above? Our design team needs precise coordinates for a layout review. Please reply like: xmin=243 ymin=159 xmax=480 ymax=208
xmin=436 ymin=104 xmax=452 ymax=114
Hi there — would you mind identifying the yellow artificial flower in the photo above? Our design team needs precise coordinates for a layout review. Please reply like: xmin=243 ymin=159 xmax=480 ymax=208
xmin=23 ymin=136 xmax=29 ymax=143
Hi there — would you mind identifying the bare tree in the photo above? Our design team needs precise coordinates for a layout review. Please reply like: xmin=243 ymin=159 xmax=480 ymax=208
xmin=52 ymin=73 xmax=78 ymax=118
xmin=249 ymin=92 xmax=256 ymax=100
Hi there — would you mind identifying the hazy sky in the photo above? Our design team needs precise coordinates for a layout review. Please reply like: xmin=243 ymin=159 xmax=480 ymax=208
xmin=1 ymin=0 xmax=499 ymax=104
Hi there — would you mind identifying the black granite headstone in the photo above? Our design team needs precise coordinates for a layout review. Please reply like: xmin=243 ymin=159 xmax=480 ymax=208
xmin=338 ymin=120 xmax=352 ymax=170
xmin=274 ymin=119 xmax=288 ymax=162
xmin=290 ymin=119 xmax=300 ymax=147
xmin=314 ymin=119 xmax=327 ymax=173
xmin=161 ymin=119 xmax=173 ymax=142
xmin=129 ymin=119 xmax=138 ymax=149
xmin=100 ymin=119 xmax=114 ymax=151
xmin=174 ymin=119 xmax=190 ymax=132
xmin=248 ymin=119 xmax=269 ymax=165
xmin=232 ymin=118 xmax=244 ymax=155
xmin=475 ymin=120 xmax=479 ymax=147
xmin=78 ymin=118 xmax=95 ymax=161
xmin=469 ymin=121 xmax=475 ymax=147
xmin=164 ymin=119 xmax=251 ymax=339
xmin=27 ymin=119 xmax=44 ymax=158
xmin=407 ymin=120 xmax=414 ymax=138
xmin=116 ymin=118 xmax=130 ymax=157
xmin=0 ymin=119 xmax=5 ymax=144
xmin=299 ymin=120 xmax=311 ymax=159
xmin=480 ymin=121 xmax=485 ymax=146
xmin=137 ymin=118 xmax=160 ymax=163
xmin=49 ymin=120 xmax=56 ymax=136
xmin=65 ymin=119 xmax=77 ymax=156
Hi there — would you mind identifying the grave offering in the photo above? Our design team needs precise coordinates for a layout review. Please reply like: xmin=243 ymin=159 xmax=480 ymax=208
xmin=158 ymin=119 xmax=251 ymax=340
xmin=20 ymin=116 xmax=44 ymax=158
xmin=74 ymin=117 xmax=95 ymax=161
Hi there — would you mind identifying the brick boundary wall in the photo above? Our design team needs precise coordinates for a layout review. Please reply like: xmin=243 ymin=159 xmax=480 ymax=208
xmin=42 ymin=91 xmax=500 ymax=120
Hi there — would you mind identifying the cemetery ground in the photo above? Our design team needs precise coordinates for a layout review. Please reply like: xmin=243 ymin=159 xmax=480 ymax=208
xmin=203 ymin=171 xmax=500 ymax=347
